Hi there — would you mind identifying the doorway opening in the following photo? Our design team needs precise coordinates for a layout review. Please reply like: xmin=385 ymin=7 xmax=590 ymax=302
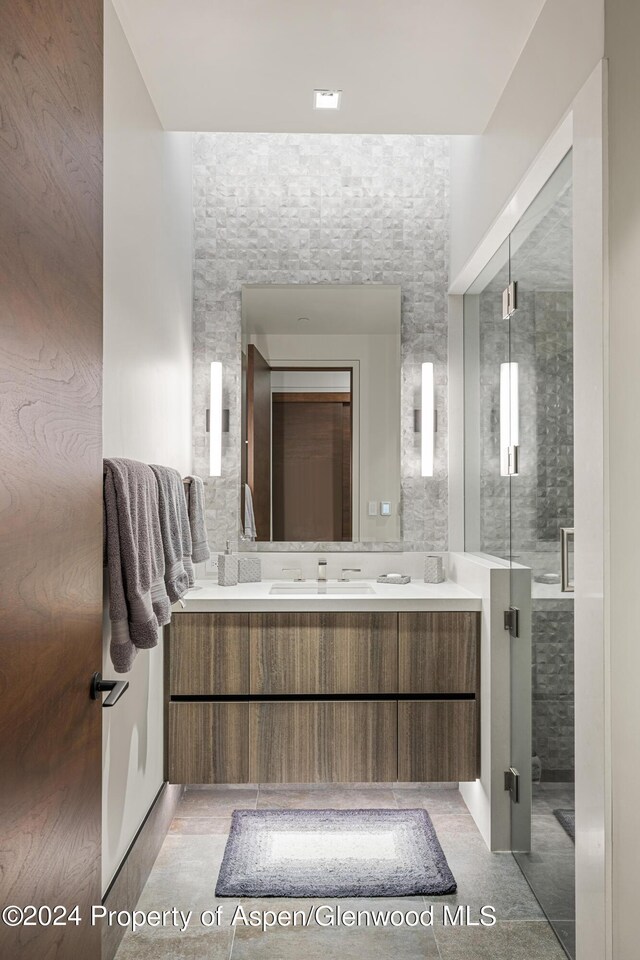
xmin=271 ymin=368 xmax=353 ymax=541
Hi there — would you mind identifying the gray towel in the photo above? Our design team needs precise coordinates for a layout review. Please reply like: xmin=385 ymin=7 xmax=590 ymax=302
xmin=150 ymin=464 xmax=194 ymax=601
xmin=103 ymin=458 xmax=171 ymax=673
xmin=185 ymin=475 xmax=210 ymax=563
xmin=244 ymin=483 xmax=257 ymax=541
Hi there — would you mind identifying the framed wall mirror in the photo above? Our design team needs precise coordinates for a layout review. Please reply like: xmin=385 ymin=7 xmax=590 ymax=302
xmin=240 ymin=284 xmax=401 ymax=544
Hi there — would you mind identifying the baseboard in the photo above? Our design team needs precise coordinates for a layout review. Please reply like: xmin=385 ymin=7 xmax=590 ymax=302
xmin=102 ymin=781 xmax=183 ymax=960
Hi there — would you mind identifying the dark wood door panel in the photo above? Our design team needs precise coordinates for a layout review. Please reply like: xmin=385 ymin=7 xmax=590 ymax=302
xmin=170 ymin=614 xmax=249 ymax=695
xmin=246 ymin=344 xmax=271 ymax=541
xmin=272 ymin=396 xmax=351 ymax=541
xmin=0 ymin=1 xmax=104 ymax=957
xmin=168 ymin=703 xmax=249 ymax=784
xmin=398 ymin=701 xmax=479 ymax=782
xmin=249 ymin=701 xmax=397 ymax=783
xmin=399 ymin=612 xmax=480 ymax=694
xmin=250 ymin=612 xmax=398 ymax=695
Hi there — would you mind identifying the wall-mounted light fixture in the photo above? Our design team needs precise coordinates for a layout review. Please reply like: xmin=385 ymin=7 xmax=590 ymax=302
xmin=421 ymin=361 xmax=434 ymax=477
xmin=209 ymin=361 xmax=223 ymax=477
xmin=500 ymin=361 xmax=519 ymax=476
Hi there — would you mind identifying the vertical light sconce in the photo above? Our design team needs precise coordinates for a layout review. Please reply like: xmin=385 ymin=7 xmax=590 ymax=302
xmin=209 ymin=361 xmax=222 ymax=477
xmin=500 ymin=361 xmax=519 ymax=476
xmin=421 ymin=362 xmax=434 ymax=477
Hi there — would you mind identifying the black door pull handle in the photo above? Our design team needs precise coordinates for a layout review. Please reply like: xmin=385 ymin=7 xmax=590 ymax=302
xmin=90 ymin=672 xmax=129 ymax=707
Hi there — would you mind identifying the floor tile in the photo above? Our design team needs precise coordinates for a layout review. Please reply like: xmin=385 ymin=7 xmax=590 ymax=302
xmin=122 ymin=783 xmax=571 ymax=960
xmin=434 ymin=920 xmax=567 ymax=959
xmin=551 ymin=919 xmax=575 ymax=957
xmin=235 ymin=896 xmax=430 ymax=924
xmin=432 ymin=833 xmax=545 ymax=922
xmin=230 ymin=922 xmax=440 ymax=959
xmin=171 ymin=817 xmax=233 ymax=835
xmin=393 ymin=786 xmax=469 ymax=814
xmin=257 ymin=783 xmax=398 ymax=809
xmin=429 ymin=813 xmax=484 ymax=836
xmin=115 ymin=926 xmax=233 ymax=960
xmin=134 ymin=835 xmax=238 ymax=924
xmin=177 ymin=786 xmax=258 ymax=818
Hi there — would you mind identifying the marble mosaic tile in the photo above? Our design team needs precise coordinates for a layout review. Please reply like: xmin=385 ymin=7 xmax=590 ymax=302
xmin=191 ymin=133 xmax=450 ymax=552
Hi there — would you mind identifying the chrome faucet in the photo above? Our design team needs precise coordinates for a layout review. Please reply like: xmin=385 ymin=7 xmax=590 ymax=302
xmin=339 ymin=567 xmax=361 ymax=582
xmin=282 ymin=567 xmax=304 ymax=582
xmin=317 ymin=559 xmax=327 ymax=582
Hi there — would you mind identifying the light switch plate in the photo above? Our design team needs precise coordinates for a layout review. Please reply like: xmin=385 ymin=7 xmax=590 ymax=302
xmin=380 ymin=501 xmax=391 ymax=516
xmin=368 ymin=501 xmax=377 ymax=516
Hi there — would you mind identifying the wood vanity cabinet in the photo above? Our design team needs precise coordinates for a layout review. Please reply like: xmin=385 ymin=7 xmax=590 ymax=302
xmin=166 ymin=610 xmax=480 ymax=785
xmin=249 ymin=701 xmax=397 ymax=783
xmin=250 ymin=612 xmax=398 ymax=695
xmin=170 ymin=613 xmax=249 ymax=695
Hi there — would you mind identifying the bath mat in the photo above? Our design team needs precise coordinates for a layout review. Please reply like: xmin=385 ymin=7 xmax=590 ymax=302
xmin=554 ymin=808 xmax=575 ymax=842
xmin=215 ymin=808 xmax=456 ymax=897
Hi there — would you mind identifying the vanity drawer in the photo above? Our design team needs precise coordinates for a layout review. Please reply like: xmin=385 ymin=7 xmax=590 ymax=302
xmin=398 ymin=700 xmax=478 ymax=782
xmin=170 ymin=613 xmax=249 ymax=695
xmin=398 ymin=612 xmax=479 ymax=694
xmin=250 ymin=612 xmax=398 ymax=695
xmin=249 ymin=700 xmax=397 ymax=782
xmin=168 ymin=702 xmax=249 ymax=783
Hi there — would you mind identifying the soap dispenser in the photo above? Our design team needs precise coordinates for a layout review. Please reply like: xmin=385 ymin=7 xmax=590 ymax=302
xmin=218 ymin=540 xmax=238 ymax=586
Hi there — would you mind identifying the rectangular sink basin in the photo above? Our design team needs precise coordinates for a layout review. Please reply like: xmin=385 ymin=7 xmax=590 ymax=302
xmin=269 ymin=582 xmax=375 ymax=595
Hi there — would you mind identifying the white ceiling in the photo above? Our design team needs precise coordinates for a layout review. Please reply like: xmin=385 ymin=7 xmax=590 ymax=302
xmin=112 ymin=0 xmax=546 ymax=134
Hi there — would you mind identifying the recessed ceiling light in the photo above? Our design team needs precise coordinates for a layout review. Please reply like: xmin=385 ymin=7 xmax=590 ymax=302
xmin=313 ymin=89 xmax=342 ymax=110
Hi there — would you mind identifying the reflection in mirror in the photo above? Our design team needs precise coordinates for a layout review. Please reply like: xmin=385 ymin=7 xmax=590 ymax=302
xmin=241 ymin=284 xmax=401 ymax=544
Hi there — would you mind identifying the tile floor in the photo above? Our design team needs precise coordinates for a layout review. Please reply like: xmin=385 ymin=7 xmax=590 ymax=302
xmin=114 ymin=783 xmax=568 ymax=960
xmin=515 ymin=782 xmax=575 ymax=959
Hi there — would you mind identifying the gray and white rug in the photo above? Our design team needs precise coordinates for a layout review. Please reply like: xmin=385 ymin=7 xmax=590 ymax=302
xmin=553 ymin=808 xmax=576 ymax=842
xmin=215 ymin=808 xmax=456 ymax=897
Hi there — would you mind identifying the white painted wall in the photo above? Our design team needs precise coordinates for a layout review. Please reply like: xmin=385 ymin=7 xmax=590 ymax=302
xmin=448 ymin=554 xmax=513 ymax=852
xmin=102 ymin=0 xmax=193 ymax=892
xmin=604 ymin=3 xmax=640 ymax=956
xmin=449 ymin=0 xmax=603 ymax=283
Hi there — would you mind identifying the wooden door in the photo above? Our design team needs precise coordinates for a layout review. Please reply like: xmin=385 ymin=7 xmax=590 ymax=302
xmin=246 ymin=344 xmax=271 ymax=540
xmin=0 ymin=3 xmax=104 ymax=957
xmin=272 ymin=393 xmax=352 ymax=541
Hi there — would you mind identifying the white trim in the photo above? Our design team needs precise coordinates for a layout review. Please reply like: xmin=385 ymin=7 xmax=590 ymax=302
xmin=572 ymin=59 xmax=610 ymax=960
xmin=448 ymin=112 xmax=573 ymax=294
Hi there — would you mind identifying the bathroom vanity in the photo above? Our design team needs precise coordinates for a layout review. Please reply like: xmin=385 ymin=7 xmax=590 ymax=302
xmin=165 ymin=581 xmax=481 ymax=785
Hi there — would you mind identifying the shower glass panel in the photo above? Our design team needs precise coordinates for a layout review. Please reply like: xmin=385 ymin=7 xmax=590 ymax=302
xmin=464 ymin=152 xmax=574 ymax=959
xmin=509 ymin=153 xmax=574 ymax=958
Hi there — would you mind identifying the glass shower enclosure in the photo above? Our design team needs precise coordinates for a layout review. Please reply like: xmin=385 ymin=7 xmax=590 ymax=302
xmin=463 ymin=153 xmax=575 ymax=958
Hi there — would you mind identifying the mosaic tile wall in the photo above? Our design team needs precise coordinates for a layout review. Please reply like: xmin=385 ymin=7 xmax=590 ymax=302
xmin=532 ymin=600 xmax=575 ymax=780
xmin=191 ymin=133 xmax=450 ymax=552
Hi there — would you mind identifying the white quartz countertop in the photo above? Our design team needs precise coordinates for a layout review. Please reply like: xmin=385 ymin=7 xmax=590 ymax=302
xmin=532 ymin=580 xmax=574 ymax=601
xmin=173 ymin=579 xmax=482 ymax=613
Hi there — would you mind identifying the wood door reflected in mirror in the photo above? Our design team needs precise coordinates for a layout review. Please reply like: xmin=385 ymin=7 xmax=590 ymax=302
xmin=272 ymin=382 xmax=352 ymax=542
xmin=246 ymin=344 xmax=272 ymax=541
